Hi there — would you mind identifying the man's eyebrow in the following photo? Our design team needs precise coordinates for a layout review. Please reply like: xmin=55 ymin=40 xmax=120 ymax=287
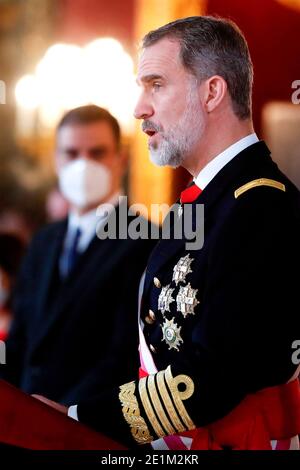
xmin=61 ymin=147 xmax=78 ymax=153
xmin=89 ymin=145 xmax=108 ymax=153
xmin=61 ymin=145 xmax=108 ymax=153
xmin=136 ymin=74 xmax=164 ymax=85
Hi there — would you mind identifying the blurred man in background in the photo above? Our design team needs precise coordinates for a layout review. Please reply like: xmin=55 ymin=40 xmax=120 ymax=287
xmin=0 ymin=105 xmax=155 ymax=405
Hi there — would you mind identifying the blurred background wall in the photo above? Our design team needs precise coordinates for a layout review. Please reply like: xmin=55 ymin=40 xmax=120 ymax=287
xmin=0 ymin=0 xmax=299 ymax=241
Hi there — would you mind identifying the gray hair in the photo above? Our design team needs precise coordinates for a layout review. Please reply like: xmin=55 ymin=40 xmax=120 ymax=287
xmin=142 ymin=16 xmax=253 ymax=120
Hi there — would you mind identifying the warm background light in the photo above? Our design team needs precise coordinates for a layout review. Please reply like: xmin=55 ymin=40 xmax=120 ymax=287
xmin=277 ymin=0 xmax=300 ymax=11
xmin=15 ymin=75 xmax=40 ymax=110
xmin=15 ymin=38 xmax=138 ymax=136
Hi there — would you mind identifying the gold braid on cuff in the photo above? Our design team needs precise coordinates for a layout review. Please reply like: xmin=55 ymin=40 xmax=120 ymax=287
xmin=165 ymin=366 xmax=196 ymax=431
xmin=119 ymin=380 xmax=153 ymax=445
xmin=139 ymin=366 xmax=196 ymax=439
xmin=119 ymin=368 xmax=196 ymax=443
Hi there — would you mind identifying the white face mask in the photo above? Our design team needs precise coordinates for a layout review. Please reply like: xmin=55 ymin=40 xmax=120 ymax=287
xmin=58 ymin=158 xmax=111 ymax=209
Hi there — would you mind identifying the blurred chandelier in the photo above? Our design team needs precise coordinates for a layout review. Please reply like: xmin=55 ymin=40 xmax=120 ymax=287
xmin=15 ymin=38 xmax=138 ymax=135
xmin=276 ymin=0 xmax=300 ymax=10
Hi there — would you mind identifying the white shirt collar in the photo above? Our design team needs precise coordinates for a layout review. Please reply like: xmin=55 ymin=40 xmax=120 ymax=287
xmin=67 ymin=190 xmax=122 ymax=252
xmin=194 ymin=133 xmax=259 ymax=190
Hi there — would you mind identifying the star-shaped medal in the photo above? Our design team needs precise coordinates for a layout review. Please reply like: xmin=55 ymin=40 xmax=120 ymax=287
xmin=158 ymin=284 xmax=175 ymax=314
xmin=161 ymin=317 xmax=183 ymax=351
xmin=176 ymin=283 xmax=200 ymax=318
xmin=172 ymin=254 xmax=194 ymax=286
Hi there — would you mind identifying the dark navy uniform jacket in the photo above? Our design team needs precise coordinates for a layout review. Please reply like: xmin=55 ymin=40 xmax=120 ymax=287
xmin=0 ymin=204 xmax=155 ymax=406
xmin=77 ymin=141 xmax=300 ymax=446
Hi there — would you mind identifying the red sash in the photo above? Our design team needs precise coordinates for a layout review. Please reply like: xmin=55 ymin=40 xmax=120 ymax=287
xmin=139 ymin=367 xmax=300 ymax=450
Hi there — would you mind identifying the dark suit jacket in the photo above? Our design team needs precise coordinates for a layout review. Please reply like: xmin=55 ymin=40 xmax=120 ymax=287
xmin=0 ymin=204 xmax=156 ymax=405
xmin=76 ymin=141 xmax=300 ymax=445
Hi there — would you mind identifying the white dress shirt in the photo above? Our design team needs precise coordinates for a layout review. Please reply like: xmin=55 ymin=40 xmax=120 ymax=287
xmin=194 ymin=133 xmax=259 ymax=190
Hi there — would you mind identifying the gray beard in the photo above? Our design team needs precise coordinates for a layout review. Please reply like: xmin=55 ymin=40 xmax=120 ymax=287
xmin=149 ymin=137 xmax=184 ymax=168
xmin=149 ymin=84 xmax=204 ymax=168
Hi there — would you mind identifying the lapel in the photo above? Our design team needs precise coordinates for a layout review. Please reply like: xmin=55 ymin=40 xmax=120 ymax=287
xmin=53 ymin=232 xmax=115 ymax=309
xmin=31 ymin=204 xmax=125 ymax=351
xmin=143 ymin=141 xmax=272 ymax=296
xmin=35 ymin=219 xmax=67 ymax=320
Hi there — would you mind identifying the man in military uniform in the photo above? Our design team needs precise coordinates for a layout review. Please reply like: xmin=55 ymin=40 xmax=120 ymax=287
xmin=36 ymin=16 xmax=300 ymax=449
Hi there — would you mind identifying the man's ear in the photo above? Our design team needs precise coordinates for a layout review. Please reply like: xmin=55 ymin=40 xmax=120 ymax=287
xmin=202 ymin=75 xmax=228 ymax=113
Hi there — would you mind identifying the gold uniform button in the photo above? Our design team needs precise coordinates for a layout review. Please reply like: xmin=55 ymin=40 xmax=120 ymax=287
xmin=153 ymin=277 xmax=161 ymax=288
xmin=145 ymin=310 xmax=156 ymax=325
xmin=150 ymin=344 xmax=157 ymax=354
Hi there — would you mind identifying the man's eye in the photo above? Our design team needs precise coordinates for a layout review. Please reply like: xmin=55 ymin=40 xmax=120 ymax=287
xmin=153 ymin=82 xmax=162 ymax=91
xmin=65 ymin=150 xmax=78 ymax=159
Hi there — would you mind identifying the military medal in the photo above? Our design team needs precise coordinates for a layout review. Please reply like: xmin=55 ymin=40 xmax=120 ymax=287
xmin=161 ymin=317 xmax=183 ymax=351
xmin=176 ymin=283 xmax=200 ymax=318
xmin=158 ymin=285 xmax=175 ymax=314
xmin=172 ymin=254 xmax=194 ymax=286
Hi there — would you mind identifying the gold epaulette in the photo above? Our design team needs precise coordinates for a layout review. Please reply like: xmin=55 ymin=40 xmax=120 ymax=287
xmin=234 ymin=178 xmax=286 ymax=199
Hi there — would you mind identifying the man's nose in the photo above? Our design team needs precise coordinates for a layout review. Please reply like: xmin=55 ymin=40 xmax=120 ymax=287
xmin=78 ymin=154 xmax=90 ymax=161
xmin=134 ymin=94 xmax=154 ymax=120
